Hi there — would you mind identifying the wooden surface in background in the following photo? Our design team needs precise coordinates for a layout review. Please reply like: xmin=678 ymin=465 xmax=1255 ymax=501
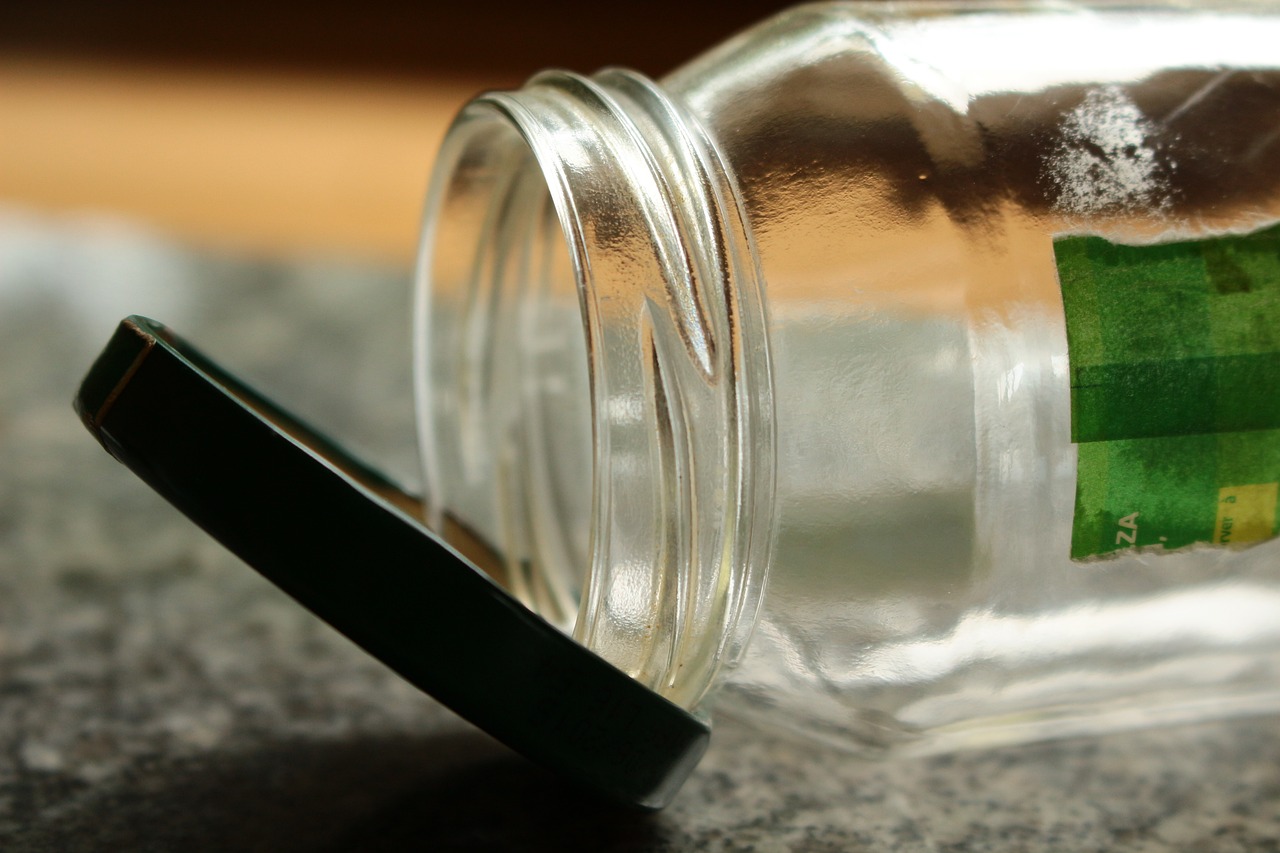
xmin=0 ymin=59 xmax=490 ymax=262
xmin=0 ymin=2 xmax=796 ymax=261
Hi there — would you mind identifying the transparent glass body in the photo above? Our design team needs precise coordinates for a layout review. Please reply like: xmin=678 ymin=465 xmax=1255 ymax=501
xmin=416 ymin=1 xmax=1280 ymax=755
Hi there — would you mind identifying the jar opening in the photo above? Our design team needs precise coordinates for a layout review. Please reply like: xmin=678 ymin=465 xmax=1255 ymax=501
xmin=415 ymin=112 xmax=593 ymax=630
xmin=416 ymin=70 xmax=776 ymax=710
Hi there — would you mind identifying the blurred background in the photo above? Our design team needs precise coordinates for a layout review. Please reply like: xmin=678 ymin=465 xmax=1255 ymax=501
xmin=1 ymin=1 xmax=794 ymax=262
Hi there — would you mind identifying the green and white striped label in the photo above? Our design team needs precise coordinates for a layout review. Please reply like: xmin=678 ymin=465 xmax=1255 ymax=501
xmin=1055 ymin=222 xmax=1280 ymax=560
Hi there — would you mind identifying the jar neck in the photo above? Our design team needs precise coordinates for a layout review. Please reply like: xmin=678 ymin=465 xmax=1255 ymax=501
xmin=416 ymin=68 xmax=775 ymax=709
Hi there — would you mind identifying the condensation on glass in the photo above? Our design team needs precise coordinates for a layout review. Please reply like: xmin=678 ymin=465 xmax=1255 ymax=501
xmin=415 ymin=2 xmax=1280 ymax=755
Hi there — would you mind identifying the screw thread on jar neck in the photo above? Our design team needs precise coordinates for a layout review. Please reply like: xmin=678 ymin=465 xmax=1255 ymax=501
xmin=416 ymin=68 xmax=775 ymax=709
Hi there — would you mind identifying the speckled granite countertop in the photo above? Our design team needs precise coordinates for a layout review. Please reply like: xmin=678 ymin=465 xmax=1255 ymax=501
xmin=2 ymin=211 xmax=1279 ymax=852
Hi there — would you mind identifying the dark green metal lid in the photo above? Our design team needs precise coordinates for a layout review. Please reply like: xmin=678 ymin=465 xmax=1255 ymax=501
xmin=75 ymin=316 xmax=708 ymax=809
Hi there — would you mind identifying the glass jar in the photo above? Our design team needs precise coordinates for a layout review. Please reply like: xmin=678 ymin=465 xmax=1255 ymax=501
xmin=416 ymin=1 xmax=1280 ymax=755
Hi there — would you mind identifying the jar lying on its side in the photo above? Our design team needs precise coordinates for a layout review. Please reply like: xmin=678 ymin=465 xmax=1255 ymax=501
xmin=416 ymin=1 xmax=1280 ymax=755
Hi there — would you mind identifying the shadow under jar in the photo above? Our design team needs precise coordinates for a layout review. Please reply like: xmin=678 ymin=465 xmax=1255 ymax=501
xmin=416 ymin=1 xmax=1280 ymax=755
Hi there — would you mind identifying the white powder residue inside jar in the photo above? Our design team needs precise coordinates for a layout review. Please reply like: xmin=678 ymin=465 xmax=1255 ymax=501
xmin=1049 ymin=85 xmax=1169 ymax=215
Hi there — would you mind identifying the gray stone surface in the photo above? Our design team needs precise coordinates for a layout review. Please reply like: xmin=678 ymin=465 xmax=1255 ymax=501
xmin=2 ymin=211 xmax=1279 ymax=851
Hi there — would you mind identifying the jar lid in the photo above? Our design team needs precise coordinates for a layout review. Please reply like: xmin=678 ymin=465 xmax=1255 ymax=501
xmin=75 ymin=316 xmax=709 ymax=809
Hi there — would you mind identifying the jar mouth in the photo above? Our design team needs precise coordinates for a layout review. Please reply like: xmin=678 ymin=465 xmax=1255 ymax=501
xmin=414 ymin=110 xmax=592 ymax=630
xmin=415 ymin=69 xmax=776 ymax=710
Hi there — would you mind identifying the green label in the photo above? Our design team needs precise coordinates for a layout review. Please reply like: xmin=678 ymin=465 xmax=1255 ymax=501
xmin=1056 ymin=222 xmax=1280 ymax=560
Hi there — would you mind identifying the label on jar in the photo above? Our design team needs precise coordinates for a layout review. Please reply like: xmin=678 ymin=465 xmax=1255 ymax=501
xmin=1055 ymin=222 xmax=1280 ymax=559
